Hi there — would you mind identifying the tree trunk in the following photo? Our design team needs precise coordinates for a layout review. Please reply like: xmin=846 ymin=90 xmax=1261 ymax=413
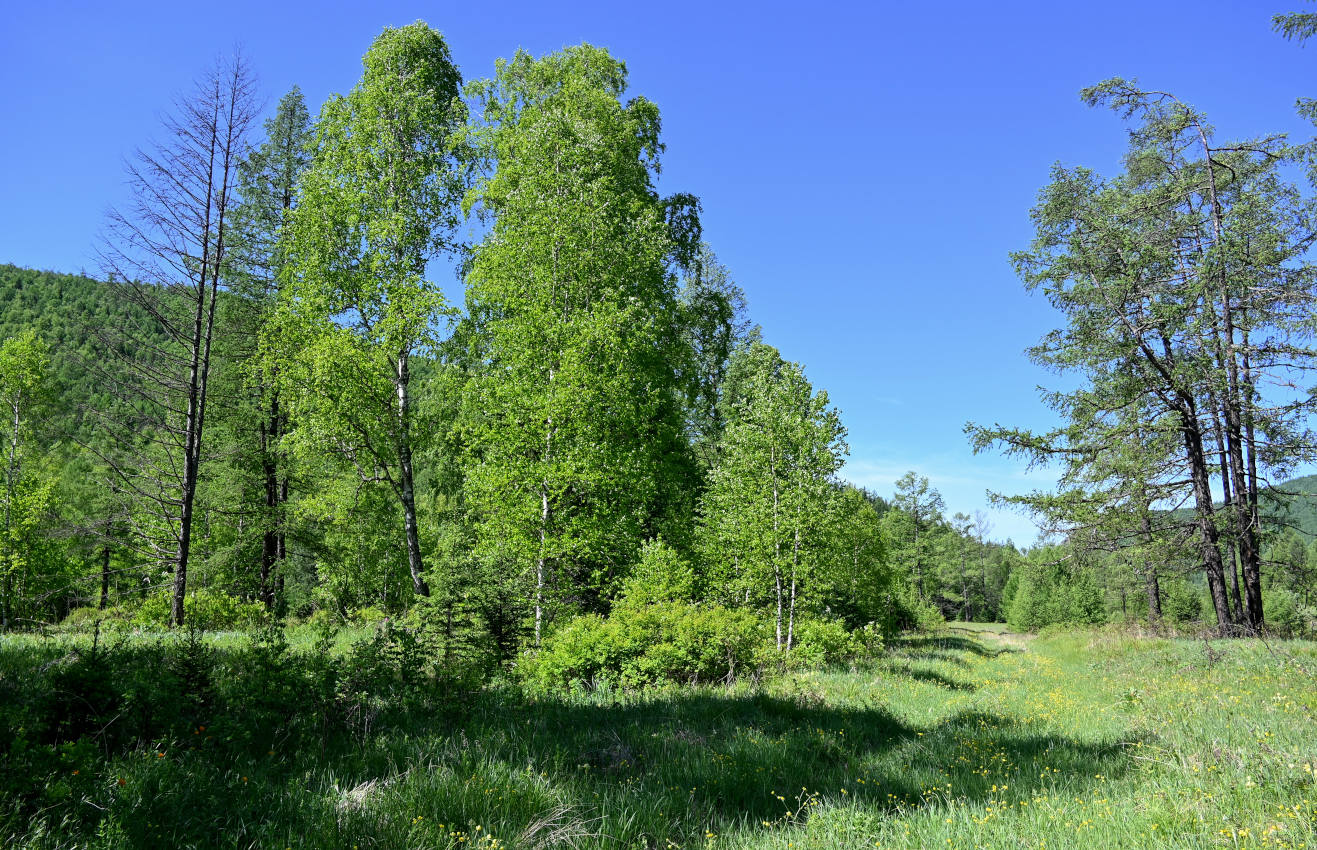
xmin=787 ymin=524 xmax=799 ymax=652
xmin=99 ymin=544 xmax=111 ymax=610
xmin=535 ymin=486 xmax=548 ymax=647
xmin=1197 ymin=125 xmax=1261 ymax=635
xmin=772 ymin=446 xmax=782 ymax=651
xmin=1180 ymin=403 xmax=1233 ymax=632
xmin=174 ymin=333 xmax=205 ymax=628
xmin=1139 ymin=510 xmax=1161 ymax=627
xmin=913 ymin=515 xmax=923 ymax=599
xmin=1208 ymin=400 xmax=1244 ymax=624
xmin=1240 ymin=324 xmax=1264 ymax=631
xmin=395 ymin=351 xmax=429 ymax=598
xmin=259 ymin=414 xmax=277 ymax=610
xmin=2 ymin=395 xmax=17 ymax=629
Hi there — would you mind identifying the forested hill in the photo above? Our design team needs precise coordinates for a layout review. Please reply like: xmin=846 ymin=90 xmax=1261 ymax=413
xmin=0 ymin=263 xmax=157 ymax=442
xmin=1163 ymin=474 xmax=1317 ymax=538
xmin=0 ymin=263 xmax=124 ymax=351
xmin=1265 ymin=474 xmax=1317 ymax=537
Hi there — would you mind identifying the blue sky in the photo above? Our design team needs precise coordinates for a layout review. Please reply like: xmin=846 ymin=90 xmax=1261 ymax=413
xmin=2 ymin=1 xmax=1312 ymax=544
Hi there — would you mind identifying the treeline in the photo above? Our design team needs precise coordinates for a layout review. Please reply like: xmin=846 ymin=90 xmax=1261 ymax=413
xmin=0 ymin=24 xmax=975 ymax=668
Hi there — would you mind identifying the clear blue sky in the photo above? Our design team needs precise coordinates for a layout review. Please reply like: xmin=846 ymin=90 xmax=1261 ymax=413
xmin=2 ymin=1 xmax=1311 ymax=544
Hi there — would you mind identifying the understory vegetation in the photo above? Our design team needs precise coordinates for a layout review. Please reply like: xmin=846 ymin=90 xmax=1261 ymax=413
xmin=3 ymin=626 xmax=1314 ymax=849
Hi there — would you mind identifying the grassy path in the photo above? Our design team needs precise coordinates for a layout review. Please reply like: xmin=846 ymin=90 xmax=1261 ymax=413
xmin=733 ymin=627 xmax=1317 ymax=849
xmin=294 ymin=628 xmax=1317 ymax=849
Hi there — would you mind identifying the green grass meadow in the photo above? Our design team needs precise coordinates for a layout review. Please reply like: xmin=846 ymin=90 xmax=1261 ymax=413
xmin=3 ymin=625 xmax=1315 ymax=848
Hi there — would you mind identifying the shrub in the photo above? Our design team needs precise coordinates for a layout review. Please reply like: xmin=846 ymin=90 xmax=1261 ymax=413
xmin=787 ymin=616 xmax=879 ymax=668
xmin=1161 ymin=581 xmax=1203 ymax=624
xmin=349 ymin=605 xmax=390 ymax=627
xmin=303 ymin=606 xmax=342 ymax=630
xmin=132 ymin=589 xmax=267 ymax=631
xmin=621 ymin=538 xmax=697 ymax=605
xmin=865 ymin=581 xmax=943 ymax=635
xmin=1262 ymin=587 xmax=1314 ymax=638
xmin=1007 ymin=559 xmax=1105 ymax=631
xmin=522 ymin=602 xmax=771 ymax=690
xmin=523 ymin=601 xmax=887 ymax=690
xmin=58 ymin=605 xmax=136 ymax=633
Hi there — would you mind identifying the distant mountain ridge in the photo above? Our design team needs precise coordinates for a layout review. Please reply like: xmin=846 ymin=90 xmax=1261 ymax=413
xmin=1265 ymin=474 xmax=1317 ymax=538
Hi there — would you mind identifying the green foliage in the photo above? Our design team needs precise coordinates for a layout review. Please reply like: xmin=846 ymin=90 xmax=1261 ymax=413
xmin=1161 ymin=580 xmax=1204 ymax=624
xmin=0 ymin=266 xmax=166 ymax=446
xmin=461 ymin=44 xmax=695 ymax=639
xmin=57 ymin=605 xmax=137 ymax=633
xmin=520 ymin=603 xmax=772 ymax=690
xmin=621 ymin=538 xmax=697 ymax=605
xmin=885 ymin=581 xmax=948 ymax=634
xmin=697 ymin=341 xmax=847 ymax=648
xmin=1261 ymin=587 xmax=1315 ymax=638
xmin=276 ymin=22 xmax=467 ymax=599
xmin=816 ymin=487 xmax=896 ymax=629
xmin=132 ymin=590 xmax=267 ymax=631
xmin=1005 ymin=551 xmax=1105 ymax=631
xmin=7 ymin=625 xmax=1317 ymax=848
xmin=785 ymin=616 xmax=883 ymax=670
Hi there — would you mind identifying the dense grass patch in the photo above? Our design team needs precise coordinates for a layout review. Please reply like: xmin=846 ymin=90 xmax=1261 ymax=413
xmin=2 ymin=625 xmax=1314 ymax=848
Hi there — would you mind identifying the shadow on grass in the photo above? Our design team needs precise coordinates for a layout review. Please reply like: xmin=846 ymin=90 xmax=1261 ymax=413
xmin=890 ymin=634 xmax=1017 ymax=659
xmin=0 ymin=630 xmax=1129 ymax=850
xmin=881 ymin=660 xmax=979 ymax=691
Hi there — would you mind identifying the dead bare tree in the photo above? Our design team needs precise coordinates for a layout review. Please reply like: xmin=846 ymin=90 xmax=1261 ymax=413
xmin=95 ymin=55 xmax=259 ymax=626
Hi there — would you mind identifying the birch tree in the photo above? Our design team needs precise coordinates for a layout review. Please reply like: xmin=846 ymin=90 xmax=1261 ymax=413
xmin=461 ymin=45 xmax=695 ymax=645
xmin=0 ymin=331 xmax=52 ymax=629
xmin=275 ymin=23 xmax=466 ymax=598
xmin=698 ymin=341 xmax=847 ymax=651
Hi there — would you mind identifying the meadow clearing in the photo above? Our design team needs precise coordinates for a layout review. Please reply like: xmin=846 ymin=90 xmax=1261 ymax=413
xmin=2 ymin=624 xmax=1315 ymax=849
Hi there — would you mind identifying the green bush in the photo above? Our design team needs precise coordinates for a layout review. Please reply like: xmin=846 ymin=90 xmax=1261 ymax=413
xmin=1161 ymin=581 xmax=1203 ymax=624
xmin=303 ymin=606 xmax=343 ymax=630
xmin=523 ymin=599 xmax=888 ymax=690
xmin=58 ymin=604 xmax=136 ymax=633
xmin=1007 ymin=559 xmax=1105 ymax=631
xmin=522 ymin=602 xmax=771 ymax=690
xmin=349 ymin=605 xmax=390 ymax=627
xmin=621 ymin=538 xmax=697 ymax=605
xmin=1262 ymin=587 xmax=1314 ymax=638
xmin=788 ymin=617 xmax=883 ymax=668
xmin=131 ymin=589 xmax=268 ymax=631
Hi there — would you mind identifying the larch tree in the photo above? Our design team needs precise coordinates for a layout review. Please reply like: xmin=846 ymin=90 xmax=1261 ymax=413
xmin=970 ymin=376 xmax=1191 ymax=628
xmin=888 ymin=471 xmax=945 ymax=602
xmin=275 ymin=22 xmax=467 ymax=599
xmin=229 ymin=86 xmax=313 ymax=609
xmin=97 ymin=56 xmax=259 ymax=625
xmin=973 ymin=79 xmax=1317 ymax=633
